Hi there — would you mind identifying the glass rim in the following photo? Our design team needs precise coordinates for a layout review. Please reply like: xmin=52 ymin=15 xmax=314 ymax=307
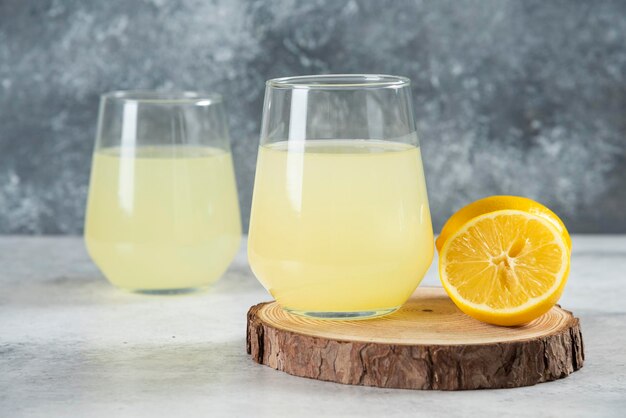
xmin=100 ymin=90 xmax=223 ymax=105
xmin=266 ymin=74 xmax=411 ymax=90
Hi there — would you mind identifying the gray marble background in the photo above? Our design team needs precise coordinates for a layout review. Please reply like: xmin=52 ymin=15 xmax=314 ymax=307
xmin=1 ymin=0 xmax=625 ymax=234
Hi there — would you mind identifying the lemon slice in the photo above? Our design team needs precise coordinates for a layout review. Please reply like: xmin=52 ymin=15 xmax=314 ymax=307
xmin=438 ymin=197 xmax=571 ymax=326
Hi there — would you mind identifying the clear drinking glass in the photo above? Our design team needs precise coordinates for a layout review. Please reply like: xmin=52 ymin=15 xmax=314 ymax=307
xmin=85 ymin=91 xmax=241 ymax=293
xmin=248 ymin=75 xmax=434 ymax=319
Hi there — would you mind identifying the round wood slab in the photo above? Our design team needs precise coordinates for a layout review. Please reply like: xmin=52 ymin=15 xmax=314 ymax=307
xmin=246 ymin=287 xmax=584 ymax=390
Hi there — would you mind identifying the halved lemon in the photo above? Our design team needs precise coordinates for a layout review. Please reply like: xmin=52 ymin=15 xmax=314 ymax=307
xmin=438 ymin=197 xmax=571 ymax=326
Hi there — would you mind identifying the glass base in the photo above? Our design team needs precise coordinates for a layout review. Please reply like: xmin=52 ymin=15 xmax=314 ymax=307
xmin=283 ymin=306 xmax=399 ymax=320
xmin=129 ymin=287 xmax=206 ymax=295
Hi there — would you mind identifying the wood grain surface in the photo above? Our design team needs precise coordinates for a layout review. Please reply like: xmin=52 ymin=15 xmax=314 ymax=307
xmin=247 ymin=287 xmax=584 ymax=390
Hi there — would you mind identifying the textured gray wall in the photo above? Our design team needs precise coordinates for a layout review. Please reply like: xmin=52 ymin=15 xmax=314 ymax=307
xmin=1 ymin=0 xmax=625 ymax=234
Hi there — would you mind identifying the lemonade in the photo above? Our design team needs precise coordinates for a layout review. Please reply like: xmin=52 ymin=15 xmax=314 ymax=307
xmin=85 ymin=146 xmax=241 ymax=291
xmin=248 ymin=139 xmax=434 ymax=314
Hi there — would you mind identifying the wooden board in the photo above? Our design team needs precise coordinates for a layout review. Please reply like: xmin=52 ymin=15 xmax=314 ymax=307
xmin=246 ymin=287 xmax=584 ymax=390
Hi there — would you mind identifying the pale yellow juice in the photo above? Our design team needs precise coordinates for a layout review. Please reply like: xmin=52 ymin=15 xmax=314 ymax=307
xmin=248 ymin=139 xmax=434 ymax=313
xmin=85 ymin=146 xmax=241 ymax=291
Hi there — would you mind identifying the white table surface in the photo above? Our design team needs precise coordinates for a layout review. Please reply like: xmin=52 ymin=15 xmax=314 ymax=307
xmin=1 ymin=235 xmax=625 ymax=417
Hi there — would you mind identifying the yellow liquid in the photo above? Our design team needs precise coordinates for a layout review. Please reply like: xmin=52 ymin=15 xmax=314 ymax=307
xmin=248 ymin=140 xmax=434 ymax=314
xmin=85 ymin=146 xmax=241 ymax=291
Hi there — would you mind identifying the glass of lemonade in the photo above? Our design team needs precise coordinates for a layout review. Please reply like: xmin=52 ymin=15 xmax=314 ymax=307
xmin=85 ymin=91 xmax=241 ymax=292
xmin=248 ymin=75 xmax=434 ymax=319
